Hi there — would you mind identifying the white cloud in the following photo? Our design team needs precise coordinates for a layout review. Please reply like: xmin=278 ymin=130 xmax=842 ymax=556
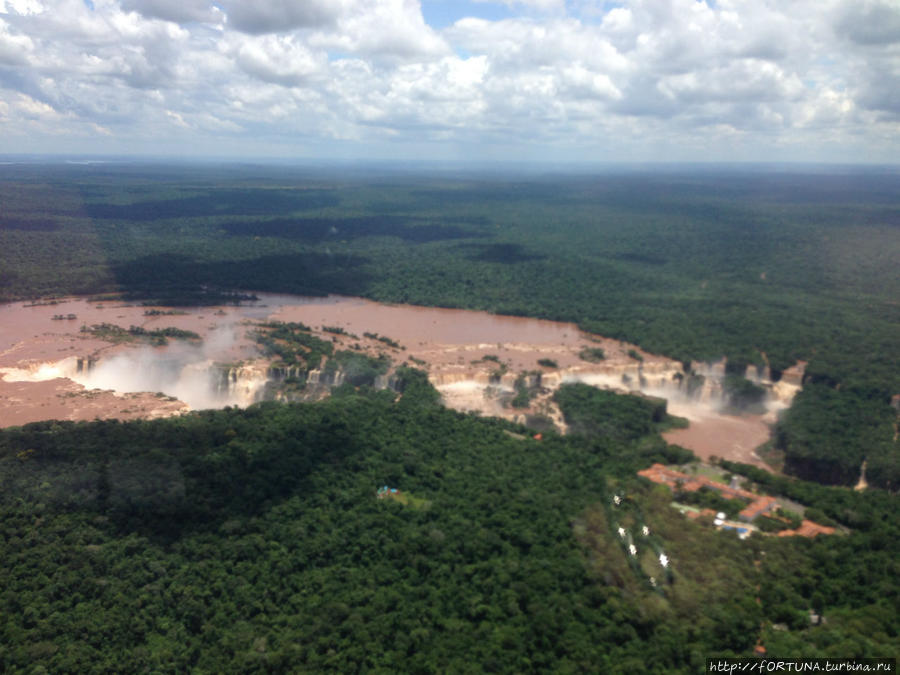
xmin=165 ymin=109 xmax=188 ymax=126
xmin=120 ymin=0 xmax=222 ymax=25
xmin=15 ymin=91 xmax=59 ymax=118
xmin=0 ymin=0 xmax=43 ymax=15
xmin=231 ymin=34 xmax=326 ymax=87
xmin=658 ymin=60 xmax=804 ymax=105
xmin=309 ymin=0 xmax=449 ymax=61
xmin=0 ymin=0 xmax=895 ymax=160
xmin=0 ymin=17 xmax=33 ymax=64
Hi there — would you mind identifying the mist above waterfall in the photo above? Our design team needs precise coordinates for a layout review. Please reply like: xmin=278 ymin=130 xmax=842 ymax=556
xmin=72 ymin=324 xmax=265 ymax=410
xmin=74 ymin=348 xmax=216 ymax=409
xmin=561 ymin=363 xmax=789 ymax=422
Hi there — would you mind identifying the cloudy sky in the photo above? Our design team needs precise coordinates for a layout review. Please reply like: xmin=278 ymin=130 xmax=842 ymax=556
xmin=1 ymin=0 xmax=898 ymax=163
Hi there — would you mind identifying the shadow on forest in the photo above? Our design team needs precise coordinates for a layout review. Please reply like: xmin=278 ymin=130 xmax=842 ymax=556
xmin=84 ymin=189 xmax=339 ymax=220
xmin=0 ymin=405 xmax=365 ymax=543
xmin=112 ymin=251 xmax=373 ymax=303
xmin=219 ymin=215 xmax=485 ymax=244
xmin=460 ymin=242 xmax=546 ymax=264
xmin=2 ymin=217 xmax=60 ymax=231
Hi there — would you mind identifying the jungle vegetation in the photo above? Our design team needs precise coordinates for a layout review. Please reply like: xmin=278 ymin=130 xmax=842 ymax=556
xmin=1 ymin=383 xmax=896 ymax=673
xmin=0 ymin=162 xmax=897 ymax=670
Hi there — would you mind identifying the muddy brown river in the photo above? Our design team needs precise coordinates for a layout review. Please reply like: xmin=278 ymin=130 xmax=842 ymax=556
xmin=0 ymin=294 xmax=796 ymax=469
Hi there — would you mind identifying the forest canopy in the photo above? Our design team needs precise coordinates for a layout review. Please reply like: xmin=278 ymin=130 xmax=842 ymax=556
xmin=0 ymin=164 xmax=898 ymax=670
xmin=1 ymin=385 xmax=896 ymax=672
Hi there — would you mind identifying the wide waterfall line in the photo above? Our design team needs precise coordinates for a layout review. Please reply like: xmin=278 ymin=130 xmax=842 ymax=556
xmin=3 ymin=343 xmax=803 ymax=420
xmin=432 ymin=357 xmax=803 ymax=421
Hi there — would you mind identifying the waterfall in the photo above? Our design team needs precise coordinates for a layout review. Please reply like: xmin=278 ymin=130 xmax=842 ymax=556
xmin=562 ymin=357 xmax=802 ymax=413
xmin=75 ymin=356 xmax=98 ymax=374
xmin=210 ymin=363 xmax=269 ymax=406
xmin=0 ymin=356 xmax=81 ymax=382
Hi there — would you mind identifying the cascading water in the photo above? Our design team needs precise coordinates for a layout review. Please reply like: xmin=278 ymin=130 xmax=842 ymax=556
xmin=209 ymin=363 xmax=270 ymax=406
xmin=560 ymin=355 xmax=801 ymax=413
xmin=57 ymin=350 xmax=272 ymax=410
xmin=0 ymin=356 xmax=81 ymax=382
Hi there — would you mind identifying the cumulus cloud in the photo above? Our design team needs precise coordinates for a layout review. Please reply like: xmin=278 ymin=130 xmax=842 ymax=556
xmin=0 ymin=17 xmax=33 ymax=64
xmin=231 ymin=34 xmax=326 ymax=87
xmin=834 ymin=0 xmax=900 ymax=46
xmin=0 ymin=0 xmax=896 ymax=160
xmin=221 ymin=0 xmax=344 ymax=35
xmin=310 ymin=0 xmax=449 ymax=61
xmin=0 ymin=0 xmax=43 ymax=15
xmin=120 ymin=0 xmax=222 ymax=25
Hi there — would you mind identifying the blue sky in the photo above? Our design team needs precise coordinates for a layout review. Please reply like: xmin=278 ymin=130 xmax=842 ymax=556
xmin=0 ymin=0 xmax=898 ymax=163
xmin=421 ymin=1 xmax=514 ymax=29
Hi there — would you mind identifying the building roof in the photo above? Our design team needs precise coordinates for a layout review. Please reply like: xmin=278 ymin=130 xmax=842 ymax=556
xmin=642 ymin=465 xmax=836 ymax=540
xmin=778 ymin=520 xmax=836 ymax=538
xmin=738 ymin=496 xmax=777 ymax=521
xmin=638 ymin=463 xmax=756 ymax=499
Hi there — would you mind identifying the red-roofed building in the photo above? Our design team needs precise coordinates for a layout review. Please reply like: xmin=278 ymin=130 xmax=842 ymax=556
xmin=777 ymin=520 xmax=836 ymax=538
xmin=739 ymin=496 xmax=778 ymax=522
xmin=640 ymin=464 xmax=836 ymax=539
xmin=638 ymin=463 xmax=756 ymax=500
xmin=682 ymin=480 xmax=704 ymax=492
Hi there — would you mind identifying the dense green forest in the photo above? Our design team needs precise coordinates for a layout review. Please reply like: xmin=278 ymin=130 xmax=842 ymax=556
xmin=553 ymin=383 xmax=676 ymax=441
xmin=0 ymin=162 xmax=898 ymax=669
xmin=0 ymin=162 xmax=896 ymax=487
xmin=1 ymin=382 xmax=896 ymax=672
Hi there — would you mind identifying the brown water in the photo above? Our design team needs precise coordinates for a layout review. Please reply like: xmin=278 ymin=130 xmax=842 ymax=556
xmin=0 ymin=298 xmax=256 ymax=365
xmin=0 ymin=294 xmax=786 ymax=470
xmin=272 ymin=296 xmax=581 ymax=347
xmin=268 ymin=294 xmax=646 ymax=372
xmin=0 ymin=298 xmax=255 ymax=425
xmin=662 ymin=408 xmax=773 ymax=471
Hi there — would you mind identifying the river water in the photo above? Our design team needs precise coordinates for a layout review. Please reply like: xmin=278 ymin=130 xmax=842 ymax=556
xmin=0 ymin=294 xmax=783 ymax=469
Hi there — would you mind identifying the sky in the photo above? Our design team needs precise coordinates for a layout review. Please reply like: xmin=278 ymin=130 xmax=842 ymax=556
xmin=0 ymin=0 xmax=898 ymax=163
